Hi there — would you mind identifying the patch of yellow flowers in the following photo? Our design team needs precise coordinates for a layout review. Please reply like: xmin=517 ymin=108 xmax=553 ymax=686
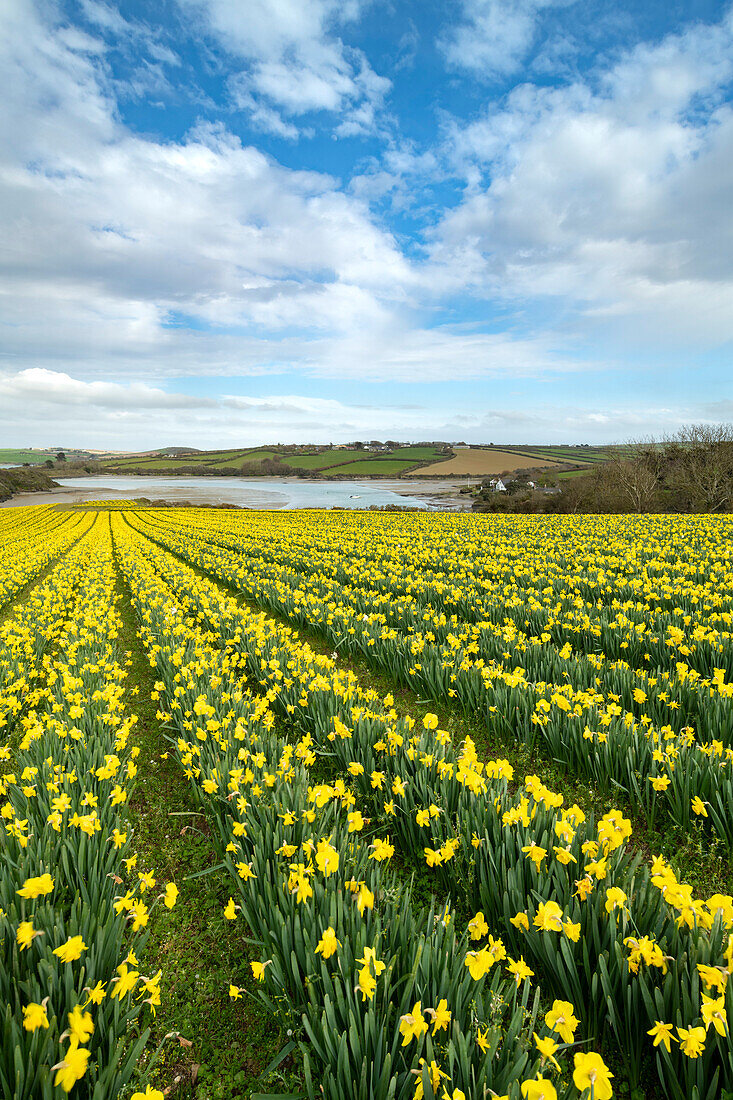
xmin=7 ymin=505 xmax=729 ymax=1098
xmin=129 ymin=508 xmax=733 ymax=851
xmin=114 ymin=511 xmax=733 ymax=1100
xmin=1 ymin=519 xmax=174 ymax=1097
xmin=0 ymin=506 xmax=93 ymax=613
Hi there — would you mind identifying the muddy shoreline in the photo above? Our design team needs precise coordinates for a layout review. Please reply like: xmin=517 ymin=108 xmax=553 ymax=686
xmin=1 ymin=474 xmax=479 ymax=511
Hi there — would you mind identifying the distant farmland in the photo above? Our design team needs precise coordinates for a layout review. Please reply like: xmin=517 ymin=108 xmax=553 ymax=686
xmin=66 ymin=442 xmax=613 ymax=479
xmin=420 ymin=448 xmax=563 ymax=476
xmin=97 ymin=444 xmax=453 ymax=477
xmin=419 ymin=445 xmax=606 ymax=477
xmin=0 ymin=448 xmax=55 ymax=465
xmin=0 ymin=448 xmax=98 ymax=466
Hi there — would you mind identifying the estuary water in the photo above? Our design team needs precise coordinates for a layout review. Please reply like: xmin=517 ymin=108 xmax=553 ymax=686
xmin=2 ymin=474 xmax=471 ymax=510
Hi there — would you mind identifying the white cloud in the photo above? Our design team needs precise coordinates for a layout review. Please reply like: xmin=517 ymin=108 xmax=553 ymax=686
xmin=305 ymin=323 xmax=589 ymax=382
xmin=2 ymin=0 xmax=730 ymax=453
xmin=0 ymin=368 xmax=723 ymax=451
xmin=76 ymin=0 xmax=183 ymax=102
xmin=0 ymin=4 xmax=418 ymax=375
xmin=441 ymin=0 xmax=577 ymax=79
xmin=244 ymin=58 xmax=355 ymax=115
xmin=0 ymin=368 xmax=427 ymax=448
xmin=79 ymin=0 xmax=129 ymax=34
xmin=0 ymin=2 xmax=582 ymax=386
xmin=440 ymin=402 xmax=733 ymax=443
xmin=349 ymin=142 xmax=441 ymax=214
xmin=0 ymin=369 xmax=214 ymax=409
xmin=179 ymin=0 xmax=363 ymax=62
xmin=222 ymin=394 xmax=361 ymax=416
xmin=180 ymin=0 xmax=389 ymax=134
xmin=433 ymin=9 xmax=733 ymax=343
xmin=227 ymin=89 xmax=301 ymax=139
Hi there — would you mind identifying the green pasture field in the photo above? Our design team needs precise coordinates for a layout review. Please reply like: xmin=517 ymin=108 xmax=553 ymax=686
xmin=198 ymin=449 xmax=261 ymax=462
xmin=293 ymin=448 xmax=447 ymax=471
xmin=204 ymin=451 xmax=279 ymax=469
xmin=100 ymin=457 xmax=171 ymax=469
xmin=102 ymin=454 xmax=263 ymax=470
xmin=323 ymin=459 xmax=426 ymax=476
xmin=557 ymin=468 xmax=593 ymax=479
xmin=525 ymin=446 xmax=609 ymax=463
xmin=98 ymin=444 xmax=451 ymax=477
xmin=285 ymin=453 xmax=352 ymax=470
xmin=388 ymin=446 xmax=449 ymax=461
xmin=0 ymin=449 xmax=51 ymax=464
xmin=103 ymin=459 xmax=205 ymax=471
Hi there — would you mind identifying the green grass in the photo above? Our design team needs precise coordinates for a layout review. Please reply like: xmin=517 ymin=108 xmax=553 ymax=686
xmin=279 ymin=453 xmax=349 ymax=470
xmin=102 ymin=459 xmax=204 ymax=470
xmin=485 ymin=447 xmax=565 ymax=460
xmin=323 ymin=459 xmax=425 ymax=476
xmin=204 ymin=451 xmax=279 ymax=469
xmin=198 ymin=450 xmax=263 ymax=463
xmin=100 ymin=459 xmax=161 ymax=469
xmin=98 ymin=446 xmax=452 ymax=478
xmin=385 ymin=446 xmax=448 ymax=460
xmin=0 ymin=449 xmax=52 ymax=465
xmin=289 ymin=448 xmax=449 ymax=472
xmin=121 ymin=461 xmax=197 ymax=470
xmin=522 ymin=447 xmax=610 ymax=464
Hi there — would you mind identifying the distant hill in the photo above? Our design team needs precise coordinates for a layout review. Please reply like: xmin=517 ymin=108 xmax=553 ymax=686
xmin=89 ymin=443 xmax=453 ymax=478
xmin=0 ymin=466 xmax=59 ymax=501
xmin=0 ymin=447 xmax=98 ymax=466
xmin=72 ymin=442 xmax=613 ymax=479
xmin=156 ymin=446 xmax=204 ymax=455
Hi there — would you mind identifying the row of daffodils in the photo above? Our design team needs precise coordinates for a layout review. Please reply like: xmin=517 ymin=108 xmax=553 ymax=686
xmin=1 ymin=519 xmax=171 ymax=1098
xmin=0 ymin=507 xmax=93 ymax=613
xmin=113 ymin=513 xmax=732 ymax=1100
xmin=127 ymin=509 xmax=733 ymax=851
xmin=0 ymin=515 xmax=107 ymax=738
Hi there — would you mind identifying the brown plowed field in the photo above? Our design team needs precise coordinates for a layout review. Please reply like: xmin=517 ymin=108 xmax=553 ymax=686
xmin=419 ymin=450 xmax=564 ymax=476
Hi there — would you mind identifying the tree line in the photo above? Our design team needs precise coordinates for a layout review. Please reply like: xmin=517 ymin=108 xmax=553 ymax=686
xmin=473 ymin=424 xmax=733 ymax=514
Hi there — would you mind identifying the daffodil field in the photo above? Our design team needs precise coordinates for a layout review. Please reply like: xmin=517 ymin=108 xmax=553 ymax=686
xmin=0 ymin=508 xmax=93 ymax=612
xmin=2 ymin=506 xmax=732 ymax=1100
xmin=1 ymin=515 xmax=171 ymax=1099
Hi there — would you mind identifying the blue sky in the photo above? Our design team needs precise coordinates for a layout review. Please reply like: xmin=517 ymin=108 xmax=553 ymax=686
xmin=0 ymin=0 xmax=731 ymax=447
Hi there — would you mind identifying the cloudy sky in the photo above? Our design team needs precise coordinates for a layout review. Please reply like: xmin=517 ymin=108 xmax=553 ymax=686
xmin=1 ymin=0 xmax=732 ymax=448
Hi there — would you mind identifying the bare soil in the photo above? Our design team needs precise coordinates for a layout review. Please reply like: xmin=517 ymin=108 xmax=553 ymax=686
xmin=419 ymin=449 xmax=563 ymax=476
